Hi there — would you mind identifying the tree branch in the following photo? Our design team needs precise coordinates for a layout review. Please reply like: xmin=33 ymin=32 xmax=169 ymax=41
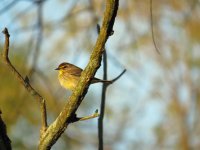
xmin=150 ymin=0 xmax=161 ymax=54
xmin=70 ymin=109 xmax=99 ymax=123
xmin=1 ymin=28 xmax=48 ymax=135
xmin=98 ymin=50 xmax=108 ymax=150
xmin=0 ymin=110 xmax=12 ymax=150
xmin=97 ymin=23 xmax=126 ymax=150
xmin=98 ymin=49 xmax=126 ymax=150
xmin=38 ymin=0 xmax=119 ymax=149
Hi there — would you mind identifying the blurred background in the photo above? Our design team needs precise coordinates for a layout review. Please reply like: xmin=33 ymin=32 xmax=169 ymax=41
xmin=0 ymin=0 xmax=200 ymax=150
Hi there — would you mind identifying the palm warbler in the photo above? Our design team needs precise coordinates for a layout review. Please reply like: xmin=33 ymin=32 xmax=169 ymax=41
xmin=55 ymin=62 xmax=111 ymax=91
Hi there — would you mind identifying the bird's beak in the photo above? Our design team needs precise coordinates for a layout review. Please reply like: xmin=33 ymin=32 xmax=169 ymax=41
xmin=55 ymin=67 xmax=59 ymax=70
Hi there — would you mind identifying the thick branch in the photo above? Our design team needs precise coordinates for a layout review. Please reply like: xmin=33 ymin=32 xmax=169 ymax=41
xmin=1 ymin=28 xmax=47 ymax=135
xmin=38 ymin=0 xmax=119 ymax=149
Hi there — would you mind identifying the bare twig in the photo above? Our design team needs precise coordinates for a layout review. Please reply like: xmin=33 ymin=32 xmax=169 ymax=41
xmin=150 ymin=0 xmax=161 ymax=54
xmin=97 ymin=22 xmax=126 ymax=150
xmin=109 ymin=69 xmax=126 ymax=84
xmin=98 ymin=51 xmax=126 ymax=150
xmin=98 ymin=50 xmax=108 ymax=150
xmin=70 ymin=109 xmax=99 ymax=123
xmin=1 ymin=28 xmax=47 ymax=135
xmin=78 ymin=111 xmax=99 ymax=121
xmin=97 ymin=23 xmax=107 ymax=149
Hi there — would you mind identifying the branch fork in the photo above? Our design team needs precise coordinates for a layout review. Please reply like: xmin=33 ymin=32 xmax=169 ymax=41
xmin=2 ymin=28 xmax=48 ymax=135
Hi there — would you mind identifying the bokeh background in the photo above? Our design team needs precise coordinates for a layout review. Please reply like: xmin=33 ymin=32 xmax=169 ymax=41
xmin=0 ymin=0 xmax=200 ymax=150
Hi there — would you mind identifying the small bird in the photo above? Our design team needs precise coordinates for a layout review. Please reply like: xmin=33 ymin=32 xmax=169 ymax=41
xmin=55 ymin=62 xmax=111 ymax=91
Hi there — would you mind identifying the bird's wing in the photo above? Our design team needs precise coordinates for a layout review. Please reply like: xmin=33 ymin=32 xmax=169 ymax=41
xmin=68 ymin=65 xmax=83 ymax=76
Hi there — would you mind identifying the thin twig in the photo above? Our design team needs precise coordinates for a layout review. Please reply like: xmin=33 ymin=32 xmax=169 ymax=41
xmin=97 ymin=24 xmax=107 ymax=150
xmin=70 ymin=109 xmax=99 ymax=123
xmin=98 ymin=52 xmax=126 ymax=150
xmin=98 ymin=50 xmax=108 ymax=150
xmin=150 ymin=0 xmax=161 ymax=54
xmin=1 ymin=28 xmax=47 ymax=135
xmin=109 ymin=69 xmax=126 ymax=84
xmin=97 ymin=22 xmax=126 ymax=150
xmin=78 ymin=112 xmax=99 ymax=121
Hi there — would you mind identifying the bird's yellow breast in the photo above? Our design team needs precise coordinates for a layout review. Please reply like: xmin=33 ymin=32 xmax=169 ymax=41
xmin=58 ymin=72 xmax=79 ymax=91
